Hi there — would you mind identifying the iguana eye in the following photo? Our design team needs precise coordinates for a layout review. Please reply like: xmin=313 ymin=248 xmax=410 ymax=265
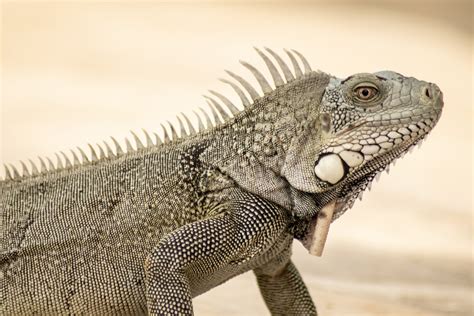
xmin=354 ymin=85 xmax=378 ymax=101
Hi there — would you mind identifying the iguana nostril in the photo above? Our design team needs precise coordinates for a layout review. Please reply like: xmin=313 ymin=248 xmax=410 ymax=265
xmin=424 ymin=86 xmax=432 ymax=99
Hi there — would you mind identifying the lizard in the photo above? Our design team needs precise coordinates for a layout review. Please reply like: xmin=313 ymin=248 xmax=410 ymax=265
xmin=0 ymin=48 xmax=443 ymax=315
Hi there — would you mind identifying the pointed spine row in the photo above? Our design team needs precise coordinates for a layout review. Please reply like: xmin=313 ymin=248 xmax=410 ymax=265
xmin=201 ymin=47 xmax=312 ymax=124
xmin=1 ymin=48 xmax=313 ymax=182
xmin=1 ymin=129 xmax=165 ymax=181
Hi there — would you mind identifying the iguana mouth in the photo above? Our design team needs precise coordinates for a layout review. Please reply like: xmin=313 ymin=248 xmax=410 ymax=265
xmin=334 ymin=120 xmax=367 ymax=137
xmin=314 ymin=117 xmax=437 ymax=187
xmin=303 ymin=127 xmax=435 ymax=256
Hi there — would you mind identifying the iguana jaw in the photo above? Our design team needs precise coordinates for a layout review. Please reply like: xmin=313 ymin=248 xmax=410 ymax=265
xmin=302 ymin=130 xmax=433 ymax=256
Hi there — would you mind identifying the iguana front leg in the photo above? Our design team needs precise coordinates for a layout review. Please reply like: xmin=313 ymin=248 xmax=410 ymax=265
xmin=143 ymin=192 xmax=292 ymax=315
xmin=254 ymin=257 xmax=317 ymax=315
xmin=144 ymin=214 xmax=236 ymax=315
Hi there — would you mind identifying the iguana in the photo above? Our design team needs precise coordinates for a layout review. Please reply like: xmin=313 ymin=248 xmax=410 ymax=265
xmin=1 ymin=48 xmax=443 ymax=315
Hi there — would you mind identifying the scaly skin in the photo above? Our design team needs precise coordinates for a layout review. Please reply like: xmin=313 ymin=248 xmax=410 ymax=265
xmin=0 ymin=49 xmax=443 ymax=315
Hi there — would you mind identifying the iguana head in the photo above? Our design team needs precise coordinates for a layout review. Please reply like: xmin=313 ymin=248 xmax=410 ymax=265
xmin=312 ymin=71 xmax=443 ymax=219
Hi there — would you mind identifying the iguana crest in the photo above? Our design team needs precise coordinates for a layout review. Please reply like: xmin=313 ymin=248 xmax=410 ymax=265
xmin=1 ymin=48 xmax=315 ymax=183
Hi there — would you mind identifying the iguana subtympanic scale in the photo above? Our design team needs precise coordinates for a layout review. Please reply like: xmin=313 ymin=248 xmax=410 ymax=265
xmin=1 ymin=48 xmax=443 ymax=315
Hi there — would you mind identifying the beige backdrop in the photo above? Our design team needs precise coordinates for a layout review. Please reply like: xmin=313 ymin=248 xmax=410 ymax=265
xmin=1 ymin=1 xmax=472 ymax=315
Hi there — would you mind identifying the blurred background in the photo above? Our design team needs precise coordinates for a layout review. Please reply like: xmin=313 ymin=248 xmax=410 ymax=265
xmin=1 ymin=1 xmax=472 ymax=315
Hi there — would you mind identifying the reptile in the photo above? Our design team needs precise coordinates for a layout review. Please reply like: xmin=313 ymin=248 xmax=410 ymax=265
xmin=1 ymin=48 xmax=443 ymax=315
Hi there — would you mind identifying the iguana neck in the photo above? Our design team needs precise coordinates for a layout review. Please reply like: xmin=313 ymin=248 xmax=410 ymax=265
xmin=201 ymin=71 xmax=331 ymax=217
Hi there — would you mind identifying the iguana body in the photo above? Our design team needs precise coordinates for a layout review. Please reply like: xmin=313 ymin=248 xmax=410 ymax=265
xmin=1 ymin=48 xmax=443 ymax=315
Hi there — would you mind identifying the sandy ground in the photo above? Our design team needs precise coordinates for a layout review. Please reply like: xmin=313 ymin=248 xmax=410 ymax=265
xmin=1 ymin=1 xmax=472 ymax=315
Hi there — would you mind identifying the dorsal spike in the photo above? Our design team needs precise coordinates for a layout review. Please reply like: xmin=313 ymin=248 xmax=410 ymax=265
xmin=61 ymin=152 xmax=72 ymax=168
xmin=291 ymin=49 xmax=312 ymax=74
xmin=103 ymin=141 xmax=115 ymax=157
xmin=38 ymin=157 xmax=48 ymax=172
xmin=193 ymin=111 xmax=205 ymax=132
xmin=143 ymin=129 xmax=154 ymax=147
xmin=9 ymin=164 xmax=20 ymax=178
xmin=239 ymin=60 xmax=273 ymax=94
xmin=153 ymin=132 xmax=163 ymax=145
xmin=167 ymin=121 xmax=179 ymax=140
xmin=209 ymin=90 xmax=240 ymax=115
xmin=204 ymin=96 xmax=230 ymax=120
xmin=181 ymin=113 xmax=196 ymax=135
xmin=77 ymin=147 xmax=89 ymax=163
xmin=176 ymin=116 xmax=188 ymax=137
xmin=70 ymin=150 xmax=80 ymax=166
xmin=88 ymin=144 xmax=98 ymax=161
xmin=130 ymin=131 xmax=144 ymax=149
xmin=160 ymin=124 xmax=171 ymax=143
xmin=199 ymin=107 xmax=213 ymax=128
xmin=96 ymin=144 xmax=106 ymax=159
xmin=225 ymin=70 xmax=260 ymax=101
xmin=125 ymin=137 xmax=134 ymax=152
xmin=265 ymin=47 xmax=295 ymax=82
xmin=4 ymin=164 xmax=12 ymax=180
xmin=55 ymin=153 xmax=64 ymax=169
xmin=20 ymin=161 xmax=30 ymax=177
xmin=284 ymin=49 xmax=303 ymax=78
xmin=254 ymin=47 xmax=285 ymax=86
xmin=46 ymin=157 xmax=55 ymax=170
xmin=219 ymin=78 xmax=250 ymax=107
xmin=110 ymin=137 xmax=124 ymax=155
xmin=29 ymin=159 xmax=39 ymax=175
xmin=206 ymin=100 xmax=223 ymax=124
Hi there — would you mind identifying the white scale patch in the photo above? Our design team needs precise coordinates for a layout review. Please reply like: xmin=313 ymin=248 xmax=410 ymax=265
xmin=339 ymin=151 xmax=363 ymax=167
xmin=314 ymin=154 xmax=345 ymax=184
